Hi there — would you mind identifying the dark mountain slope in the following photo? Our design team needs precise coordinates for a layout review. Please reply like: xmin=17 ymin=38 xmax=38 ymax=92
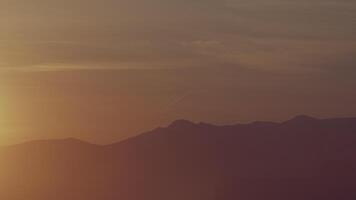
xmin=0 ymin=116 xmax=355 ymax=200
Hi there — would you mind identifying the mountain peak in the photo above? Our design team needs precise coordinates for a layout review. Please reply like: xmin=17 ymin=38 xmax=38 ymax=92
xmin=57 ymin=138 xmax=91 ymax=145
xmin=168 ymin=119 xmax=196 ymax=129
xmin=285 ymin=115 xmax=318 ymax=123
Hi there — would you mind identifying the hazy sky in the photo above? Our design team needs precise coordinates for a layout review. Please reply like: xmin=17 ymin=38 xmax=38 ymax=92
xmin=0 ymin=0 xmax=356 ymax=144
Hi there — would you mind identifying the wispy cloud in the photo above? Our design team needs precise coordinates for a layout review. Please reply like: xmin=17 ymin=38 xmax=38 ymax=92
xmin=0 ymin=0 xmax=355 ymax=72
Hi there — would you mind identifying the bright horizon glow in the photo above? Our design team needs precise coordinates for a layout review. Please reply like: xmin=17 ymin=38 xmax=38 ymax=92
xmin=0 ymin=0 xmax=355 ymax=145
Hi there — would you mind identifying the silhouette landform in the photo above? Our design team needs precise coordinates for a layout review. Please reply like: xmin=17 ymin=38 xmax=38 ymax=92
xmin=0 ymin=116 xmax=355 ymax=200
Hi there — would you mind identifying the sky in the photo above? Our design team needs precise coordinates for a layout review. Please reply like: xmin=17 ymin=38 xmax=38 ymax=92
xmin=0 ymin=0 xmax=356 ymax=144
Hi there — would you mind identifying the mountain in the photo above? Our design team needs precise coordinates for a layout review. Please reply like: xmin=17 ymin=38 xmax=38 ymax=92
xmin=0 ymin=116 xmax=355 ymax=200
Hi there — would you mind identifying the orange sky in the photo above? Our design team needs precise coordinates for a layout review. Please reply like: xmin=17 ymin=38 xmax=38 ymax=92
xmin=0 ymin=0 xmax=356 ymax=144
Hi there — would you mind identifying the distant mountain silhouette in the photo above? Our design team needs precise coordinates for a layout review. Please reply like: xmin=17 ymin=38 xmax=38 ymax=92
xmin=0 ymin=116 xmax=355 ymax=200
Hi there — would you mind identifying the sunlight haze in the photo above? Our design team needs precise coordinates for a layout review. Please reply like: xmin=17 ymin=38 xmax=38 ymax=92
xmin=0 ymin=0 xmax=356 ymax=144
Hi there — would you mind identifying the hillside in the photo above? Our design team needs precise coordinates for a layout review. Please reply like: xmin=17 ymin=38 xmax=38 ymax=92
xmin=0 ymin=116 xmax=355 ymax=200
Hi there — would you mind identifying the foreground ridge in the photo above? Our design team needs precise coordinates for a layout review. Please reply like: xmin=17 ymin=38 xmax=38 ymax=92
xmin=0 ymin=116 xmax=355 ymax=200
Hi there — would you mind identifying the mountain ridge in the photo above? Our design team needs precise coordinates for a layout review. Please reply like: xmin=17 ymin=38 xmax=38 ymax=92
xmin=0 ymin=115 xmax=355 ymax=200
xmin=4 ymin=115 xmax=356 ymax=147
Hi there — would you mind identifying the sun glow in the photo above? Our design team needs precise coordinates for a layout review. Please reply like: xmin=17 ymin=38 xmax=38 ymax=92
xmin=0 ymin=88 xmax=20 ymax=145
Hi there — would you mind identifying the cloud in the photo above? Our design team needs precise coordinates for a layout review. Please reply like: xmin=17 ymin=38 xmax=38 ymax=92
xmin=0 ymin=0 xmax=355 ymax=73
